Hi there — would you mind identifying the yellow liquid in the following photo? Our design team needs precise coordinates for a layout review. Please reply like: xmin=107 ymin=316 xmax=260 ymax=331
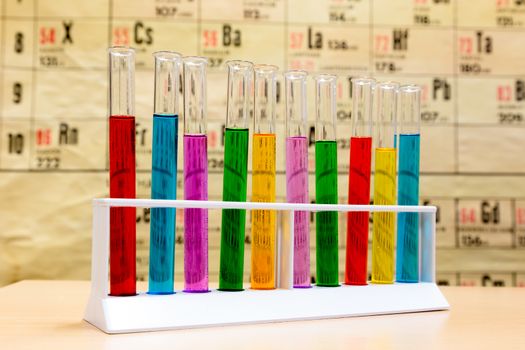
xmin=251 ymin=134 xmax=276 ymax=289
xmin=372 ymin=148 xmax=397 ymax=284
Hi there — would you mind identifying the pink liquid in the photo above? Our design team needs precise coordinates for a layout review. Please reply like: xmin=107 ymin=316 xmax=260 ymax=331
xmin=286 ymin=136 xmax=311 ymax=288
xmin=183 ymin=134 xmax=209 ymax=292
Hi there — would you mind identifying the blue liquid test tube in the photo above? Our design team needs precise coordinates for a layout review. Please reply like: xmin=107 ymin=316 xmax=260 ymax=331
xmin=396 ymin=85 xmax=421 ymax=283
xmin=149 ymin=51 xmax=182 ymax=294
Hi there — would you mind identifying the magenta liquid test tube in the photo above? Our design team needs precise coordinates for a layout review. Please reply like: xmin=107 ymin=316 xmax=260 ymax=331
xmin=183 ymin=57 xmax=209 ymax=292
xmin=284 ymin=70 xmax=311 ymax=288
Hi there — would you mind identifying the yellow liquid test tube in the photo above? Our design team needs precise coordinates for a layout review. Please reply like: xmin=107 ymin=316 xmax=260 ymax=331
xmin=371 ymin=81 xmax=399 ymax=284
xmin=251 ymin=134 xmax=276 ymax=289
xmin=251 ymin=65 xmax=278 ymax=289
xmin=372 ymin=148 xmax=397 ymax=283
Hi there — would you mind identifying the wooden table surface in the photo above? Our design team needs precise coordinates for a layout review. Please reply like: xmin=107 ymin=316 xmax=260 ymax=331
xmin=0 ymin=281 xmax=524 ymax=349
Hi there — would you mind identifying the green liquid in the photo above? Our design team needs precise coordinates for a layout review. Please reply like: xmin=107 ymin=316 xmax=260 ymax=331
xmin=315 ymin=140 xmax=339 ymax=286
xmin=219 ymin=128 xmax=249 ymax=291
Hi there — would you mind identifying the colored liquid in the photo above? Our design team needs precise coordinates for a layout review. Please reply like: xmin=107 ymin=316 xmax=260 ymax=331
xmin=184 ymin=134 xmax=209 ymax=292
xmin=345 ymin=137 xmax=372 ymax=285
xmin=109 ymin=115 xmax=136 ymax=296
xmin=148 ymin=114 xmax=177 ymax=294
xmin=251 ymin=134 xmax=276 ymax=290
xmin=372 ymin=148 xmax=397 ymax=284
xmin=315 ymin=140 xmax=339 ymax=287
xmin=219 ymin=128 xmax=249 ymax=291
xmin=396 ymin=134 xmax=420 ymax=283
xmin=285 ymin=136 xmax=311 ymax=288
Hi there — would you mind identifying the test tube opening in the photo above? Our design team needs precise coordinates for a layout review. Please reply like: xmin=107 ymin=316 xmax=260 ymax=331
xmin=352 ymin=77 xmax=375 ymax=138
xmin=254 ymin=64 xmax=278 ymax=134
xmin=399 ymin=84 xmax=421 ymax=135
xmin=153 ymin=51 xmax=181 ymax=116
xmin=284 ymin=70 xmax=308 ymax=138
xmin=108 ymin=47 xmax=135 ymax=117
xmin=183 ymin=56 xmax=208 ymax=135
xmin=375 ymin=81 xmax=399 ymax=149
xmin=314 ymin=74 xmax=337 ymax=141
xmin=226 ymin=60 xmax=254 ymax=129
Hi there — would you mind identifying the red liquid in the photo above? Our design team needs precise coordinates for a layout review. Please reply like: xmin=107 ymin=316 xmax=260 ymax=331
xmin=345 ymin=137 xmax=372 ymax=285
xmin=109 ymin=115 xmax=136 ymax=296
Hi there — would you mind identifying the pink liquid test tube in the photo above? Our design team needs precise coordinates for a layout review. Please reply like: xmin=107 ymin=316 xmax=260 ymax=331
xmin=182 ymin=57 xmax=209 ymax=292
xmin=284 ymin=70 xmax=311 ymax=288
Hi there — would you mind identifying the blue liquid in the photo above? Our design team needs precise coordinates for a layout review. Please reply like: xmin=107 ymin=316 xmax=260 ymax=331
xmin=149 ymin=114 xmax=178 ymax=294
xmin=396 ymin=133 xmax=420 ymax=283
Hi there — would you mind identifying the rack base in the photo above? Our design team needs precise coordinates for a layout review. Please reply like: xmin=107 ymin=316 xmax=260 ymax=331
xmin=84 ymin=282 xmax=449 ymax=334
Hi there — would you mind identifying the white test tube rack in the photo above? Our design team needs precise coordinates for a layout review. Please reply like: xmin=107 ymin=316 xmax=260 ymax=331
xmin=84 ymin=198 xmax=449 ymax=334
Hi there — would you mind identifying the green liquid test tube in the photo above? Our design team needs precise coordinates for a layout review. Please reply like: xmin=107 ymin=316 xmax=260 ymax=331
xmin=219 ymin=60 xmax=253 ymax=291
xmin=314 ymin=74 xmax=339 ymax=287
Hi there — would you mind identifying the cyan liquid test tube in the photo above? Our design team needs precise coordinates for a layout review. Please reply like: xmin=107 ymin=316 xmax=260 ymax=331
xmin=219 ymin=60 xmax=253 ymax=291
xmin=314 ymin=74 xmax=339 ymax=287
xmin=396 ymin=85 xmax=421 ymax=283
xmin=372 ymin=82 xmax=399 ymax=284
xmin=284 ymin=71 xmax=311 ymax=288
xmin=108 ymin=47 xmax=136 ymax=296
xmin=148 ymin=51 xmax=181 ymax=294
xmin=183 ymin=57 xmax=209 ymax=292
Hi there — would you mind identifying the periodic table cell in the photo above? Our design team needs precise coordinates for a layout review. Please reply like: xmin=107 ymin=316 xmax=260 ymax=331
xmin=457 ymin=77 xmax=525 ymax=125
xmin=5 ymin=0 xmax=35 ymax=18
xmin=423 ymin=198 xmax=456 ymax=248
xmin=287 ymin=25 xmax=370 ymax=73
xmin=111 ymin=20 xmax=198 ymax=69
xmin=288 ymin=0 xmax=369 ymax=25
xmin=458 ymin=126 xmax=525 ymax=173
xmin=0 ymin=118 xmax=31 ymax=169
xmin=36 ymin=20 xmax=108 ymax=69
xmin=458 ymin=0 xmax=525 ymax=28
xmin=3 ymin=20 xmax=35 ymax=68
xmin=373 ymin=27 xmax=453 ymax=75
xmin=200 ymin=22 xmax=285 ymax=71
xmin=112 ymin=0 xmax=197 ymax=20
xmin=1 ymin=69 xmax=33 ymax=118
xmin=37 ymin=0 xmax=109 ymax=18
xmin=201 ymin=0 xmax=285 ymax=22
xmin=34 ymin=70 xmax=106 ymax=119
xmin=373 ymin=0 xmax=454 ymax=27
xmin=419 ymin=125 xmax=455 ymax=173
xmin=456 ymin=30 xmax=525 ymax=76
xmin=31 ymin=119 xmax=106 ymax=170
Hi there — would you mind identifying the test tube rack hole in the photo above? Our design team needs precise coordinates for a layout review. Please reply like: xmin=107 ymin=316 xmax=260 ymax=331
xmin=84 ymin=199 xmax=449 ymax=334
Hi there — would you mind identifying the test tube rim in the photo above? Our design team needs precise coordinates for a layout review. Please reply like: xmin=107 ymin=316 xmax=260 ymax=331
xmin=377 ymin=81 xmax=400 ymax=91
xmin=254 ymin=64 xmax=279 ymax=74
xmin=152 ymin=50 xmax=182 ymax=61
xmin=284 ymin=70 xmax=308 ymax=80
xmin=352 ymin=76 xmax=376 ymax=87
xmin=226 ymin=59 xmax=254 ymax=71
xmin=108 ymin=46 xmax=135 ymax=56
xmin=399 ymin=84 xmax=421 ymax=94
xmin=183 ymin=56 xmax=208 ymax=67
xmin=313 ymin=73 xmax=337 ymax=83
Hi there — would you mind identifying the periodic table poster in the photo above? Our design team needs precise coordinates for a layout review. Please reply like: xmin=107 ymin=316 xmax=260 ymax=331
xmin=0 ymin=0 xmax=524 ymax=287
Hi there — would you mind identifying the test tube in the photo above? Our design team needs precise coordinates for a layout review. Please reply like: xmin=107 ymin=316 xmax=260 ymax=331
xmin=219 ymin=60 xmax=253 ymax=291
xmin=108 ymin=47 xmax=136 ymax=296
xmin=251 ymin=64 xmax=277 ymax=290
xmin=396 ymin=85 xmax=421 ymax=283
xmin=314 ymin=74 xmax=339 ymax=287
xmin=285 ymin=71 xmax=311 ymax=288
xmin=371 ymin=81 xmax=399 ymax=284
xmin=148 ymin=51 xmax=181 ymax=294
xmin=345 ymin=78 xmax=375 ymax=285
xmin=183 ymin=56 xmax=209 ymax=292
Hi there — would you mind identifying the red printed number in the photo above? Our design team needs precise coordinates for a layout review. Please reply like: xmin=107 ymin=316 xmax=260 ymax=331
xmin=113 ymin=27 xmax=130 ymax=46
xmin=203 ymin=30 xmax=218 ymax=48
xmin=375 ymin=35 xmax=389 ymax=53
xmin=39 ymin=27 xmax=56 ymax=45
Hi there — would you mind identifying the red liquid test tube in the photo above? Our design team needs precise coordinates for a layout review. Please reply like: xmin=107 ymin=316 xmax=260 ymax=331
xmin=345 ymin=78 xmax=375 ymax=285
xmin=108 ymin=47 xmax=136 ymax=296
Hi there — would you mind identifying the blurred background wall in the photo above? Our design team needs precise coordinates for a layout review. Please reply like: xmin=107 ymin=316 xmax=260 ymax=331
xmin=0 ymin=0 xmax=524 ymax=287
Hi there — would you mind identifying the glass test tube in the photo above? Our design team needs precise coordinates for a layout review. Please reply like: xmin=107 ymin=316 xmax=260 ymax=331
xmin=314 ymin=74 xmax=339 ymax=287
xmin=251 ymin=65 xmax=278 ymax=290
xmin=284 ymin=71 xmax=311 ymax=288
xmin=371 ymin=82 xmax=399 ymax=284
xmin=183 ymin=57 xmax=209 ymax=292
xmin=345 ymin=78 xmax=374 ymax=285
xmin=148 ymin=51 xmax=181 ymax=294
xmin=108 ymin=47 xmax=136 ymax=296
xmin=219 ymin=60 xmax=253 ymax=291
xmin=396 ymin=85 xmax=421 ymax=283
